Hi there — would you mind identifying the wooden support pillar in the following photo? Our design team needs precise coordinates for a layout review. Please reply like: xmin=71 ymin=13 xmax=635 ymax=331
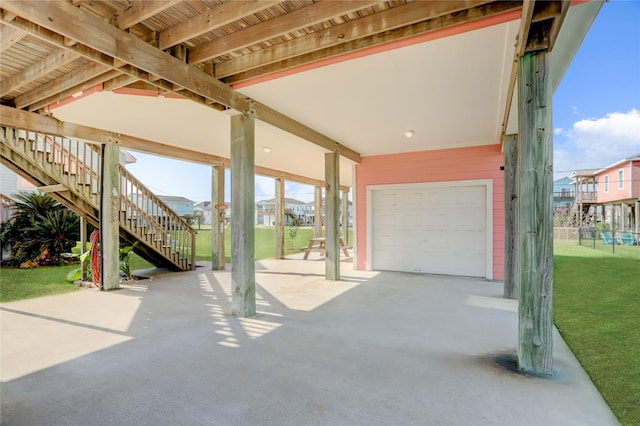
xmin=100 ymin=143 xmax=120 ymax=291
xmin=325 ymin=152 xmax=340 ymax=281
xmin=79 ymin=215 xmax=87 ymax=281
xmin=341 ymin=189 xmax=349 ymax=245
xmin=230 ymin=114 xmax=255 ymax=317
xmin=211 ymin=165 xmax=225 ymax=270
xmin=503 ymin=134 xmax=518 ymax=300
xmin=275 ymin=176 xmax=285 ymax=259
xmin=314 ymin=186 xmax=323 ymax=237
xmin=517 ymin=50 xmax=553 ymax=375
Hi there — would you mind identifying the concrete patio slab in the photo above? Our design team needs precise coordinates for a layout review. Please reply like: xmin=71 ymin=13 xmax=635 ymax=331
xmin=1 ymin=256 xmax=619 ymax=425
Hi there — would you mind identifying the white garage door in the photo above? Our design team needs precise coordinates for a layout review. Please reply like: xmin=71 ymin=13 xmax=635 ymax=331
xmin=370 ymin=183 xmax=488 ymax=277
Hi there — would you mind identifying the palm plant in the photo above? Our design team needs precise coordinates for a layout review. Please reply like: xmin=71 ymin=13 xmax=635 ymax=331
xmin=1 ymin=192 xmax=79 ymax=266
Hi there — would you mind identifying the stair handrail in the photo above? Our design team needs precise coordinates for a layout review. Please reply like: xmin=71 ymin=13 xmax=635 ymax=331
xmin=117 ymin=164 xmax=196 ymax=270
xmin=2 ymin=125 xmax=195 ymax=270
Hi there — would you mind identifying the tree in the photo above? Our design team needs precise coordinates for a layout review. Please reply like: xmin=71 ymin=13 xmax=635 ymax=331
xmin=0 ymin=192 xmax=79 ymax=267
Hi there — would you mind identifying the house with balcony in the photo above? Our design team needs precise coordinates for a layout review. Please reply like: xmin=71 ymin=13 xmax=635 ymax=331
xmin=568 ymin=155 xmax=640 ymax=231
xmin=594 ymin=154 xmax=640 ymax=231
xmin=553 ymin=177 xmax=575 ymax=213
xmin=256 ymin=198 xmax=311 ymax=226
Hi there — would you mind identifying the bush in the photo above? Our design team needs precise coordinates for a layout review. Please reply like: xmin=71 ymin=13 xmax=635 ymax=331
xmin=0 ymin=192 xmax=79 ymax=267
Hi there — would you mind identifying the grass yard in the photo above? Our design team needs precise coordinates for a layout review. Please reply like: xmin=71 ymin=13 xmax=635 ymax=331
xmin=553 ymin=240 xmax=640 ymax=425
xmin=193 ymin=225 xmax=335 ymax=262
xmin=0 ymin=264 xmax=80 ymax=303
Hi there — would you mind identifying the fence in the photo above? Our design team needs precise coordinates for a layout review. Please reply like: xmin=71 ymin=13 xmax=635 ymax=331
xmin=554 ymin=227 xmax=579 ymax=241
xmin=578 ymin=227 xmax=640 ymax=257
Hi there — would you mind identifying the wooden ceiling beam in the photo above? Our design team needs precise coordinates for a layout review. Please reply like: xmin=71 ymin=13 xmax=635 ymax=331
xmin=116 ymin=0 xmax=182 ymax=30
xmin=0 ymin=106 xmax=347 ymax=190
xmin=0 ymin=0 xmax=360 ymax=163
xmin=227 ymin=0 xmax=521 ymax=84
xmin=188 ymin=0 xmax=381 ymax=65
xmin=28 ymin=69 xmax=121 ymax=112
xmin=0 ymin=23 xmax=26 ymax=52
xmin=217 ymin=0 xmax=499 ymax=80
xmin=158 ymin=0 xmax=281 ymax=50
xmin=0 ymin=49 xmax=81 ymax=97
xmin=14 ymin=61 xmax=110 ymax=109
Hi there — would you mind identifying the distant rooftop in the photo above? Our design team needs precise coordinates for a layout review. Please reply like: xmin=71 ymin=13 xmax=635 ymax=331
xmin=157 ymin=195 xmax=194 ymax=204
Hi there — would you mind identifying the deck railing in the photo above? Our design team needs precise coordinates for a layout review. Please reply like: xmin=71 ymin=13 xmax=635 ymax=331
xmin=1 ymin=125 xmax=195 ymax=270
xmin=576 ymin=191 xmax=597 ymax=203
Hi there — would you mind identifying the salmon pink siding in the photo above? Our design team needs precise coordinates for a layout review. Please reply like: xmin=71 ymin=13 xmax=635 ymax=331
xmin=633 ymin=162 xmax=640 ymax=198
xmin=355 ymin=144 xmax=505 ymax=280
xmin=597 ymin=161 xmax=639 ymax=203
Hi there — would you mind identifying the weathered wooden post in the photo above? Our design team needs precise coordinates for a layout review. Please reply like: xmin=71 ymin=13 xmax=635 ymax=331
xmin=504 ymin=134 xmax=518 ymax=299
xmin=275 ymin=176 xmax=285 ymax=259
xmin=325 ymin=152 xmax=340 ymax=280
xmin=314 ymin=186 xmax=323 ymax=237
xmin=100 ymin=143 xmax=120 ymax=290
xmin=211 ymin=165 xmax=225 ymax=270
xmin=79 ymin=215 xmax=87 ymax=281
xmin=517 ymin=50 xmax=553 ymax=375
xmin=341 ymin=189 xmax=349 ymax=245
xmin=230 ymin=114 xmax=255 ymax=317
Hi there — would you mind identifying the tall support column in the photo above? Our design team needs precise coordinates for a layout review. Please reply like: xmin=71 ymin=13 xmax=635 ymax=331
xmin=504 ymin=134 xmax=518 ymax=300
xmin=231 ymin=114 xmax=255 ymax=317
xmin=211 ymin=165 xmax=225 ymax=270
xmin=341 ymin=189 xmax=349 ymax=245
xmin=100 ymin=143 xmax=120 ymax=291
xmin=275 ymin=176 xmax=285 ymax=259
xmin=325 ymin=152 xmax=340 ymax=280
xmin=314 ymin=186 xmax=323 ymax=237
xmin=635 ymin=200 xmax=639 ymax=235
xmin=517 ymin=50 xmax=553 ymax=375
xmin=79 ymin=215 xmax=87 ymax=281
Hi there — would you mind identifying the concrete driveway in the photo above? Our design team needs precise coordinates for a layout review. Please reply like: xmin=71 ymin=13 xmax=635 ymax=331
xmin=1 ymin=256 xmax=619 ymax=425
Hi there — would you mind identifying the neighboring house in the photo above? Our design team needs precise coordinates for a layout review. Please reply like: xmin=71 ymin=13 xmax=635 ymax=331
xmin=568 ymin=154 xmax=640 ymax=230
xmin=593 ymin=154 xmax=640 ymax=230
xmin=256 ymin=198 xmax=312 ymax=226
xmin=194 ymin=201 xmax=212 ymax=225
xmin=306 ymin=198 xmax=353 ymax=227
xmin=194 ymin=201 xmax=230 ymax=225
xmin=553 ymin=177 xmax=574 ymax=212
xmin=156 ymin=195 xmax=195 ymax=217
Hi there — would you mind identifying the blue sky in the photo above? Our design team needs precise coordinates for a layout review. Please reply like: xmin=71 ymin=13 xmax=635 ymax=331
xmin=552 ymin=0 xmax=640 ymax=178
xmin=126 ymin=1 xmax=640 ymax=202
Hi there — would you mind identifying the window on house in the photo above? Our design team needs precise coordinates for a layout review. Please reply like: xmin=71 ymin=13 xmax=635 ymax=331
xmin=618 ymin=170 xmax=624 ymax=190
xmin=604 ymin=175 xmax=609 ymax=193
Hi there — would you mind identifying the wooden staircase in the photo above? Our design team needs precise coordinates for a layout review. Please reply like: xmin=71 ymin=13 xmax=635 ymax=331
xmin=0 ymin=126 xmax=195 ymax=271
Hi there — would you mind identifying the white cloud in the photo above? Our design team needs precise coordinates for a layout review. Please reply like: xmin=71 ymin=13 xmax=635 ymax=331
xmin=553 ymin=109 xmax=640 ymax=177
xmin=553 ymin=128 xmax=564 ymax=135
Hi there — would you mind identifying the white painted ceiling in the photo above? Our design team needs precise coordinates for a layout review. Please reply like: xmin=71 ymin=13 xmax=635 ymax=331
xmin=49 ymin=1 xmax=601 ymax=188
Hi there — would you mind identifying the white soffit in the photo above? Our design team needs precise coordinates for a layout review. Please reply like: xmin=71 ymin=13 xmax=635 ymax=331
xmin=239 ymin=21 xmax=520 ymax=157
xmin=50 ymin=92 xmax=355 ymax=186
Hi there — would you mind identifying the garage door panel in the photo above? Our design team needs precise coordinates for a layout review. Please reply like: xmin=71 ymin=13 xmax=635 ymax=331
xmin=371 ymin=184 xmax=487 ymax=277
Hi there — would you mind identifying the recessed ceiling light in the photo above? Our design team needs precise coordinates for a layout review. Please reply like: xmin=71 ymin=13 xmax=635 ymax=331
xmin=404 ymin=130 xmax=414 ymax=138
xmin=263 ymin=146 xmax=271 ymax=153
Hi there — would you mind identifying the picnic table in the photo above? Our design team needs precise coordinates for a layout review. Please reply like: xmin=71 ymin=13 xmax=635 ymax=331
xmin=302 ymin=237 xmax=351 ymax=259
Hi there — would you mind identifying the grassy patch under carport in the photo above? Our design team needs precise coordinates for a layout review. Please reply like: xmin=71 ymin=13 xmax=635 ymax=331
xmin=554 ymin=240 xmax=639 ymax=425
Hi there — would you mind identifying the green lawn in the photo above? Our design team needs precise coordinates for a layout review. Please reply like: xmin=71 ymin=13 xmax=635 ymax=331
xmin=554 ymin=240 xmax=640 ymax=425
xmin=0 ymin=264 xmax=80 ymax=303
xmin=193 ymin=225 xmax=337 ymax=262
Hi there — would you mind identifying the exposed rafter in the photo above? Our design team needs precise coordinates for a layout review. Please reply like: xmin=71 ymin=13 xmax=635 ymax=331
xmin=158 ymin=0 xmax=281 ymax=50
xmin=0 ymin=0 xmax=360 ymax=163
xmin=222 ymin=1 xmax=521 ymax=84
xmin=188 ymin=1 xmax=382 ymax=65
